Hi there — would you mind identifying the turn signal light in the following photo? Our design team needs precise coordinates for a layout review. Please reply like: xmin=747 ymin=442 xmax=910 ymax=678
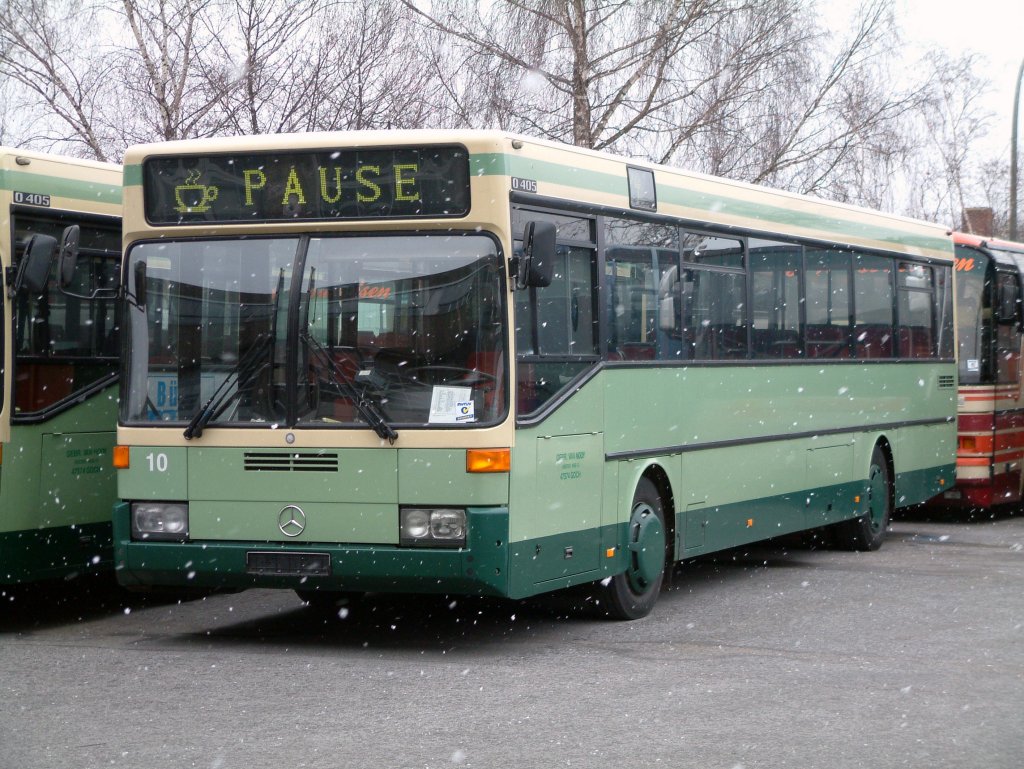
xmin=113 ymin=445 xmax=130 ymax=469
xmin=466 ymin=448 xmax=510 ymax=473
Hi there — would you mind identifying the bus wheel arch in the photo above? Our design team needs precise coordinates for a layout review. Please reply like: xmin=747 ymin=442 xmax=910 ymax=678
xmin=643 ymin=464 xmax=677 ymax=560
xmin=599 ymin=466 xmax=674 ymax=620
xmin=834 ymin=439 xmax=893 ymax=551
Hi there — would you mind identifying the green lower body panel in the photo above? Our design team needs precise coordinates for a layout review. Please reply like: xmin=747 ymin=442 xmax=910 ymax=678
xmin=0 ymin=521 xmax=113 ymax=584
xmin=507 ymin=525 xmax=613 ymax=598
xmin=501 ymin=463 xmax=956 ymax=596
xmin=115 ymin=503 xmax=512 ymax=597
xmin=895 ymin=464 xmax=955 ymax=508
xmin=681 ymin=464 xmax=953 ymax=557
xmin=113 ymin=462 xmax=954 ymax=599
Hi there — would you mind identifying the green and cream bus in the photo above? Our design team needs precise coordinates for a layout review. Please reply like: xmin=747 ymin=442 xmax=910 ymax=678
xmin=1 ymin=148 xmax=121 ymax=584
xmin=111 ymin=130 xmax=956 ymax=618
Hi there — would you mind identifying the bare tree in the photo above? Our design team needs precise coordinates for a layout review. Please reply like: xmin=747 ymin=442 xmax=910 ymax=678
xmin=311 ymin=0 xmax=439 ymax=131
xmin=211 ymin=0 xmax=331 ymax=134
xmin=899 ymin=52 xmax=996 ymax=230
xmin=404 ymin=0 xmax=945 ymax=204
xmin=113 ymin=0 xmax=235 ymax=143
xmin=0 ymin=0 xmax=440 ymax=153
xmin=404 ymin=0 xmax=757 ymax=149
xmin=732 ymin=0 xmax=925 ymax=195
xmin=975 ymin=157 xmax=1011 ymax=236
xmin=0 ymin=0 xmax=1007 ymax=234
xmin=0 ymin=0 xmax=240 ymax=156
xmin=0 ymin=0 xmax=117 ymax=158
xmin=161 ymin=0 xmax=437 ymax=136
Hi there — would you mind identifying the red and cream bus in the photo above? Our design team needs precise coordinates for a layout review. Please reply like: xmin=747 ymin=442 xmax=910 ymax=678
xmin=935 ymin=233 xmax=1024 ymax=512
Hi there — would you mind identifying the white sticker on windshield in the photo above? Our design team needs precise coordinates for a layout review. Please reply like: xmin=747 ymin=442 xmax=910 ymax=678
xmin=429 ymin=386 xmax=475 ymax=424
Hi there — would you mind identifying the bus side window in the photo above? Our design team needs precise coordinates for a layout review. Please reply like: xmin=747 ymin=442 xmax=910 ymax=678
xmin=897 ymin=262 xmax=935 ymax=359
xmin=853 ymin=253 xmax=895 ymax=359
xmin=680 ymin=232 xmax=747 ymax=360
xmin=682 ymin=267 xmax=747 ymax=360
xmin=749 ymin=241 xmax=802 ymax=359
xmin=995 ymin=270 xmax=1021 ymax=383
xmin=12 ymin=215 xmax=120 ymax=415
xmin=804 ymin=248 xmax=852 ymax=359
xmin=603 ymin=218 xmax=679 ymax=361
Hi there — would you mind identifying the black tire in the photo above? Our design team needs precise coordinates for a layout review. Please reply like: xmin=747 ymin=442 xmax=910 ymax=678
xmin=834 ymin=444 xmax=892 ymax=551
xmin=598 ymin=477 xmax=668 ymax=620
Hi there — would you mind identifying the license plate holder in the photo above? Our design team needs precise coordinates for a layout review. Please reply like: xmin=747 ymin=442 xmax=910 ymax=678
xmin=246 ymin=551 xmax=331 ymax=577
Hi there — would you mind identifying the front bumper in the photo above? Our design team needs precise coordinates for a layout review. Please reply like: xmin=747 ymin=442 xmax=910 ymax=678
xmin=113 ymin=502 xmax=510 ymax=597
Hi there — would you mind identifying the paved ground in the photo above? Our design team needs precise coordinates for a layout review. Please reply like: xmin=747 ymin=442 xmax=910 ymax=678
xmin=1 ymin=509 xmax=1021 ymax=769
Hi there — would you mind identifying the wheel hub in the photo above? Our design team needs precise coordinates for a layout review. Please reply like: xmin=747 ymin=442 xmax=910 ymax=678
xmin=627 ymin=502 xmax=665 ymax=592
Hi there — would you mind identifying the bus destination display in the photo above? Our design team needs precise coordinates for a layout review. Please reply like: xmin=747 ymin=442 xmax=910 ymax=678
xmin=144 ymin=146 xmax=470 ymax=224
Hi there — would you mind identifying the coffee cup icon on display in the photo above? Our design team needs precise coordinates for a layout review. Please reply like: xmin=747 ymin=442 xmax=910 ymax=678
xmin=174 ymin=170 xmax=219 ymax=213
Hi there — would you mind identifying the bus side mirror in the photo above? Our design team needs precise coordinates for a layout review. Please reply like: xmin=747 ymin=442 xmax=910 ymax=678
xmin=57 ymin=224 xmax=119 ymax=300
xmin=517 ymin=221 xmax=556 ymax=289
xmin=58 ymin=224 xmax=81 ymax=291
xmin=997 ymin=279 xmax=1020 ymax=326
xmin=9 ymin=234 xmax=58 ymax=298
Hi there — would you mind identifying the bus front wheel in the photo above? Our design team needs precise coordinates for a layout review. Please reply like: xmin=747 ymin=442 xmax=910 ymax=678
xmin=599 ymin=477 xmax=667 ymax=620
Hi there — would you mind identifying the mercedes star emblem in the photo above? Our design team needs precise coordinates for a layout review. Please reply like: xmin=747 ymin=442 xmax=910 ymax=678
xmin=278 ymin=505 xmax=306 ymax=537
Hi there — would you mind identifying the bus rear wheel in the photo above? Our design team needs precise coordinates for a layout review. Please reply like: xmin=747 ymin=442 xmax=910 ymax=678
xmin=599 ymin=477 xmax=667 ymax=620
xmin=834 ymin=444 xmax=892 ymax=551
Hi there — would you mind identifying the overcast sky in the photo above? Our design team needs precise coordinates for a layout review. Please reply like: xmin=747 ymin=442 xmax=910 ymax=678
xmin=820 ymin=0 xmax=1021 ymax=159
xmin=895 ymin=0 xmax=1023 ymax=156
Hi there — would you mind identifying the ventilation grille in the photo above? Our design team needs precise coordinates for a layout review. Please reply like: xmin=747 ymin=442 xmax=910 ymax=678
xmin=243 ymin=451 xmax=339 ymax=472
xmin=938 ymin=375 xmax=955 ymax=390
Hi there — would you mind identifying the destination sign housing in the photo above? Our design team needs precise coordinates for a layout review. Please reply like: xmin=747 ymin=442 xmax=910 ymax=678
xmin=143 ymin=146 xmax=470 ymax=224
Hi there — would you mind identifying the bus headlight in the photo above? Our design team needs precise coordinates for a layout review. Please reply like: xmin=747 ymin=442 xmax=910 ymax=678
xmin=400 ymin=508 xmax=466 ymax=547
xmin=131 ymin=502 xmax=189 ymax=541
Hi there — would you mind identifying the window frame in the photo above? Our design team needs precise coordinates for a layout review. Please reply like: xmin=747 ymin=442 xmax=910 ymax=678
xmin=509 ymin=195 xmax=954 ymax=425
xmin=512 ymin=206 xmax=601 ymax=422
xmin=9 ymin=206 xmax=121 ymax=424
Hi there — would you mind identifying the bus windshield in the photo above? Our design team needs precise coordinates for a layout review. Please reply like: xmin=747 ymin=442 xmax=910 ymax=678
xmin=954 ymin=247 xmax=989 ymax=384
xmin=124 ymin=234 xmax=507 ymax=430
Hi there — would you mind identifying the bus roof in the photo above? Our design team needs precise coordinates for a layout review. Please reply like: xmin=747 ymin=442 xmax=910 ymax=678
xmin=122 ymin=129 xmax=952 ymax=261
xmin=0 ymin=146 xmax=122 ymax=212
xmin=0 ymin=145 xmax=119 ymax=167
xmin=953 ymin=231 xmax=1024 ymax=254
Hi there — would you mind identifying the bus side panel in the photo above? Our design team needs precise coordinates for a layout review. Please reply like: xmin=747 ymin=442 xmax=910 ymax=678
xmin=505 ymin=359 xmax=956 ymax=598
xmin=892 ymin=422 xmax=957 ymax=507
xmin=0 ymin=386 xmax=117 ymax=583
xmin=601 ymin=363 xmax=954 ymax=555
xmin=508 ymin=376 xmax=608 ymax=598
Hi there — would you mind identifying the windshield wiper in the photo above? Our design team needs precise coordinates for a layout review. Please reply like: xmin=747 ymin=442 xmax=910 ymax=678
xmin=184 ymin=268 xmax=285 ymax=440
xmin=301 ymin=332 xmax=399 ymax=445
xmin=183 ymin=331 xmax=274 ymax=440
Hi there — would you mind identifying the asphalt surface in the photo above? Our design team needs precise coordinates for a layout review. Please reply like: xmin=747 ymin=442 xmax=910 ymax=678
xmin=1 ymin=509 xmax=1021 ymax=769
